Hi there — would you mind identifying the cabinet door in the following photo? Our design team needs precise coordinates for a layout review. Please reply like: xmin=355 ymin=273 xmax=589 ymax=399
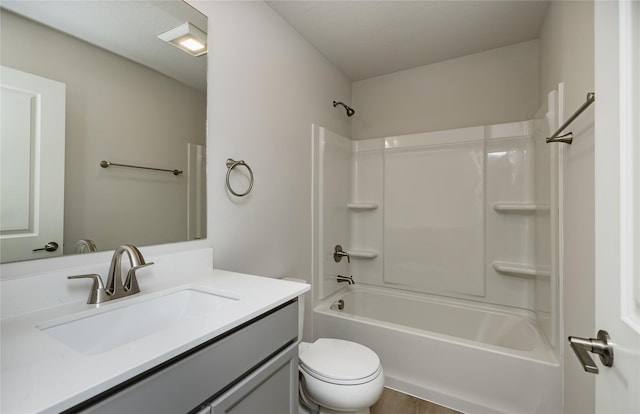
xmin=211 ymin=343 xmax=298 ymax=414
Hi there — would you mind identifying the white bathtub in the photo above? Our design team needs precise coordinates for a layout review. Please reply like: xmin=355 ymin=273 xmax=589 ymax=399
xmin=313 ymin=285 xmax=561 ymax=414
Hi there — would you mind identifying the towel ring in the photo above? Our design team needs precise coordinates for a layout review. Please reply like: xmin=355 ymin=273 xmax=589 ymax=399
xmin=226 ymin=158 xmax=253 ymax=197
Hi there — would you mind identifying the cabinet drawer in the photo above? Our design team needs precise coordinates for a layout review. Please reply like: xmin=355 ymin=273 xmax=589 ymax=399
xmin=74 ymin=301 xmax=298 ymax=414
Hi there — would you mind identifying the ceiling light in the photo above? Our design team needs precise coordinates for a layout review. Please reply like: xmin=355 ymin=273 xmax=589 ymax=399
xmin=158 ymin=22 xmax=207 ymax=57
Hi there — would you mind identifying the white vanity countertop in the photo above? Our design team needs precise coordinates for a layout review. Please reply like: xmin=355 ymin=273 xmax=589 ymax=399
xmin=1 ymin=262 xmax=309 ymax=413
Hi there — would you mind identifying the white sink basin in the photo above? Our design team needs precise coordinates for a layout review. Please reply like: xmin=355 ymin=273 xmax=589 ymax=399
xmin=39 ymin=288 xmax=237 ymax=355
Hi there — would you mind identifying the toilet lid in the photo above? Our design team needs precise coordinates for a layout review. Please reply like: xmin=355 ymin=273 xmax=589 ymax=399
xmin=299 ymin=338 xmax=380 ymax=382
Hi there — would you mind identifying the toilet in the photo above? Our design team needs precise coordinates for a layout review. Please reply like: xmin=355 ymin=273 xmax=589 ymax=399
xmin=284 ymin=278 xmax=384 ymax=414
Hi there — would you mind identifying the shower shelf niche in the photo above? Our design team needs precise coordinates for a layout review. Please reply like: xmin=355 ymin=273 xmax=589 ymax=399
xmin=492 ymin=202 xmax=538 ymax=214
xmin=347 ymin=202 xmax=378 ymax=211
xmin=345 ymin=249 xmax=378 ymax=259
xmin=492 ymin=261 xmax=539 ymax=279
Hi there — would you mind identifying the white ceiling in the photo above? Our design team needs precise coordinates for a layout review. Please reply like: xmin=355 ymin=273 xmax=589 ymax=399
xmin=3 ymin=1 xmax=550 ymax=88
xmin=1 ymin=1 xmax=207 ymax=91
xmin=266 ymin=1 xmax=550 ymax=81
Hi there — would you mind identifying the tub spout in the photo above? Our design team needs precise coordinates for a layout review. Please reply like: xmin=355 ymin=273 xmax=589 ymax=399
xmin=337 ymin=275 xmax=354 ymax=285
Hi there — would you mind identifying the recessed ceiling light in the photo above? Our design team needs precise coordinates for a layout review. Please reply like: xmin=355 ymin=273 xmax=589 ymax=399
xmin=158 ymin=22 xmax=207 ymax=57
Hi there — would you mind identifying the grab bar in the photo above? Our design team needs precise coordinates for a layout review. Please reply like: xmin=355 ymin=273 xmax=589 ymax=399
xmin=100 ymin=160 xmax=182 ymax=175
xmin=546 ymin=92 xmax=595 ymax=144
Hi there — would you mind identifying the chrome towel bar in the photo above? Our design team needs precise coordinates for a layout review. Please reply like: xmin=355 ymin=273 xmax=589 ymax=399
xmin=546 ymin=92 xmax=595 ymax=144
xmin=100 ymin=160 xmax=182 ymax=175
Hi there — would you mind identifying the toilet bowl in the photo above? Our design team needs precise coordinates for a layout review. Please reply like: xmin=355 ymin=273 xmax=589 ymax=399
xmin=299 ymin=338 xmax=384 ymax=413
xmin=282 ymin=278 xmax=384 ymax=414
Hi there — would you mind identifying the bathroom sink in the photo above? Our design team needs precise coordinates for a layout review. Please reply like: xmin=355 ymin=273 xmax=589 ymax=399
xmin=39 ymin=288 xmax=237 ymax=355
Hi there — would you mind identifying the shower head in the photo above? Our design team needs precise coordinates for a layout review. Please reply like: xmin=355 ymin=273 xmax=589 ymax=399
xmin=333 ymin=100 xmax=355 ymax=117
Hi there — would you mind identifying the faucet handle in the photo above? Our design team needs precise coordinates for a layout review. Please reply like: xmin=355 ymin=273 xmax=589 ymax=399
xmin=124 ymin=262 xmax=154 ymax=295
xmin=333 ymin=245 xmax=351 ymax=263
xmin=68 ymin=274 xmax=110 ymax=304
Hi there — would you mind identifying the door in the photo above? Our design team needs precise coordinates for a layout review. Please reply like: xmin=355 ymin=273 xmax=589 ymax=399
xmin=594 ymin=1 xmax=640 ymax=412
xmin=0 ymin=66 xmax=65 ymax=262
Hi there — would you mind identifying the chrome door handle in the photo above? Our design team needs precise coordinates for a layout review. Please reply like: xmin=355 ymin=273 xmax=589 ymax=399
xmin=568 ymin=330 xmax=614 ymax=374
xmin=33 ymin=241 xmax=59 ymax=252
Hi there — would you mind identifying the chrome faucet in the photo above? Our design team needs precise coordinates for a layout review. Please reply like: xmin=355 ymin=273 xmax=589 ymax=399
xmin=106 ymin=245 xmax=153 ymax=296
xmin=336 ymin=275 xmax=354 ymax=285
xmin=68 ymin=245 xmax=154 ymax=304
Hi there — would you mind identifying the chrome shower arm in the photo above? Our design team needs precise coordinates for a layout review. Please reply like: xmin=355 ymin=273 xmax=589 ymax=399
xmin=333 ymin=100 xmax=355 ymax=117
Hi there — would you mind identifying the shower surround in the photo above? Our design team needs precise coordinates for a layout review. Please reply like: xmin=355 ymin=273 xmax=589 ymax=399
xmin=311 ymin=102 xmax=562 ymax=413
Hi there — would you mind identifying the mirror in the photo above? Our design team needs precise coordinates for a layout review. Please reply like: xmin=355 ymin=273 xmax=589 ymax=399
xmin=0 ymin=1 xmax=207 ymax=263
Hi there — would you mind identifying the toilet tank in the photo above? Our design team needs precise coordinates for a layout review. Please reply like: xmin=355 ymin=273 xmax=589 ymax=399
xmin=282 ymin=278 xmax=307 ymax=340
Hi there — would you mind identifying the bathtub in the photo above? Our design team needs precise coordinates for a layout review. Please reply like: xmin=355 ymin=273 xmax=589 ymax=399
xmin=313 ymin=285 xmax=561 ymax=414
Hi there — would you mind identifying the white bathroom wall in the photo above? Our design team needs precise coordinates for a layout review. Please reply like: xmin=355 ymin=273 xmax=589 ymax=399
xmin=539 ymin=2 xmax=596 ymax=413
xmin=347 ymin=121 xmax=538 ymax=311
xmin=351 ymin=40 xmax=539 ymax=140
xmin=190 ymin=2 xmax=351 ymax=281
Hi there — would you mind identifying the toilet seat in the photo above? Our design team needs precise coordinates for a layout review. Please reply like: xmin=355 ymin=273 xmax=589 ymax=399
xmin=300 ymin=362 xmax=383 ymax=386
xmin=299 ymin=338 xmax=381 ymax=385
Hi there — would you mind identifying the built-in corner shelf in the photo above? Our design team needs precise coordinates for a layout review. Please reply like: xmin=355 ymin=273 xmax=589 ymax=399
xmin=492 ymin=261 xmax=537 ymax=279
xmin=346 ymin=249 xmax=378 ymax=259
xmin=347 ymin=202 xmax=378 ymax=211
xmin=492 ymin=202 xmax=537 ymax=214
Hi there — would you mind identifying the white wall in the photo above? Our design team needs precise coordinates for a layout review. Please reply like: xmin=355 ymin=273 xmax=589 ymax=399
xmin=191 ymin=1 xmax=351 ymax=284
xmin=539 ymin=2 xmax=595 ymax=413
xmin=1 ymin=10 xmax=207 ymax=254
xmin=351 ymin=40 xmax=539 ymax=140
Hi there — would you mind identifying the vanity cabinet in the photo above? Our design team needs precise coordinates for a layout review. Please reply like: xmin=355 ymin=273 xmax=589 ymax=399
xmin=72 ymin=301 xmax=298 ymax=414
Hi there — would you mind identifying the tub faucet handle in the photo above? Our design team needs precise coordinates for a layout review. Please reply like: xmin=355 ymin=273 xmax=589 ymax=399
xmin=333 ymin=245 xmax=350 ymax=263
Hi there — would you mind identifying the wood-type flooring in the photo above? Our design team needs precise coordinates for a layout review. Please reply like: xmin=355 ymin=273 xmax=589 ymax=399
xmin=370 ymin=388 xmax=463 ymax=414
